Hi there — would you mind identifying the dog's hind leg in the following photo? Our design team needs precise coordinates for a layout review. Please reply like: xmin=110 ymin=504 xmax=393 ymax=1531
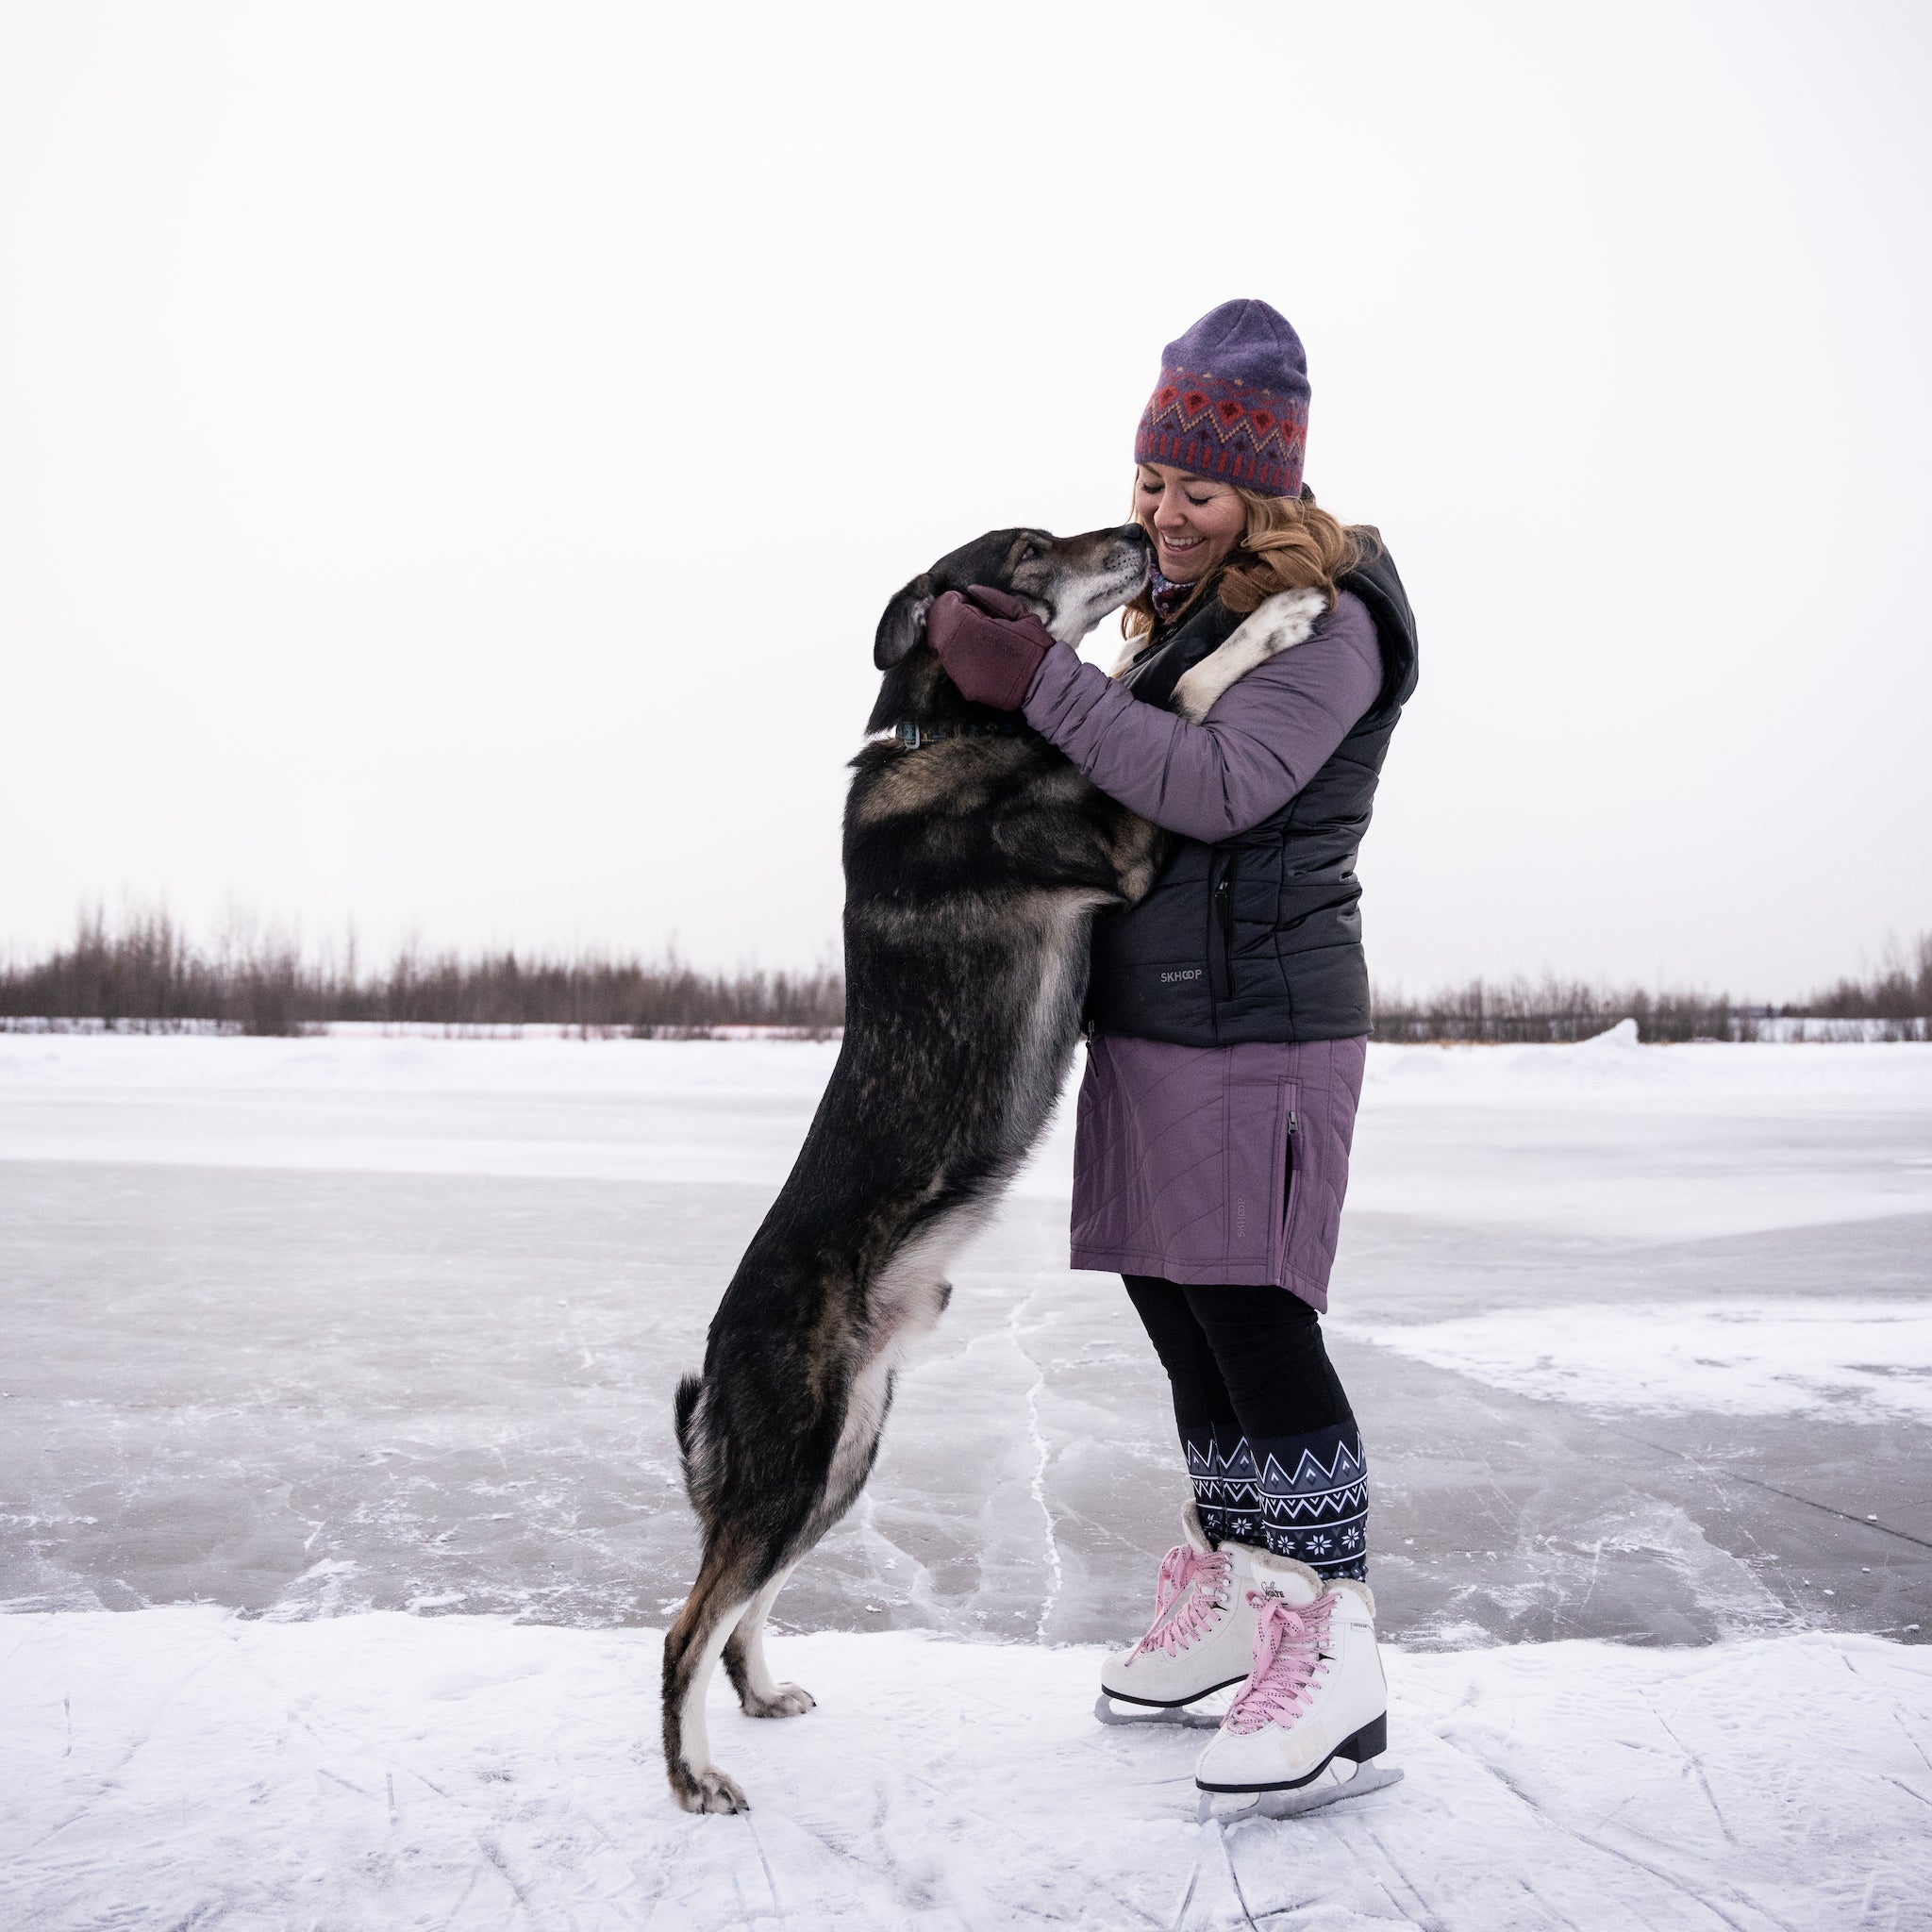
xmin=661 ymin=1541 xmax=766 ymax=1814
xmin=723 ymin=1559 xmax=813 ymax=1719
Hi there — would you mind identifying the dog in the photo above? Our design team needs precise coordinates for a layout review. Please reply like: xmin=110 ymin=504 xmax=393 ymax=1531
xmin=661 ymin=522 xmax=1329 ymax=1813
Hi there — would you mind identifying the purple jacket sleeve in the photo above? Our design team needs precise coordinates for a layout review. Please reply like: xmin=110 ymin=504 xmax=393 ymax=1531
xmin=1020 ymin=590 xmax=1384 ymax=841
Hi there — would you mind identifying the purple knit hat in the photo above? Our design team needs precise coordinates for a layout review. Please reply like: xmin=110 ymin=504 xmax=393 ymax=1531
xmin=1134 ymin=298 xmax=1310 ymax=497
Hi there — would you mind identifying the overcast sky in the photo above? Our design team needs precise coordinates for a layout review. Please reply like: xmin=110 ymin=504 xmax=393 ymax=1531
xmin=3 ymin=1 xmax=1928 ymax=998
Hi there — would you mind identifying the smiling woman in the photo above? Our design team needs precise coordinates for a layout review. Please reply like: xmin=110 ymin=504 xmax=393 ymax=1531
xmin=921 ymin=297 xmax=1420 ymax=1812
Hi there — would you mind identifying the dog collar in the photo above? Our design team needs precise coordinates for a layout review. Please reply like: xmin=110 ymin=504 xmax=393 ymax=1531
xmin=882 ymin=720 xmax=1025 ymax=751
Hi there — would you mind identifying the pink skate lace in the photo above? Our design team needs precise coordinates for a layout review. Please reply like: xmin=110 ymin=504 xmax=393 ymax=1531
xmin=1130 ymin=1544 xmax=1232 ymax=1659
xmin=1224 ymin=1591 xmax=1334 ymax=1734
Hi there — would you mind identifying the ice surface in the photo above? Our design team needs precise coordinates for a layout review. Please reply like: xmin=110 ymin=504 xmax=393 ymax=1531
xmin=2 ymin=1608 xmax=1928 ymax=1931
xmin=1 ymin=1032 xmax=1927 ymax=1646
xmin=1 ymin=1032 xmax=1928 ymax=1922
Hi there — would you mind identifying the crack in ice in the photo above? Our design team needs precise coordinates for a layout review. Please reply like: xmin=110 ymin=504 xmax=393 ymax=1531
xmin=1008 ymin=1279 xmax=1062 ymax=1642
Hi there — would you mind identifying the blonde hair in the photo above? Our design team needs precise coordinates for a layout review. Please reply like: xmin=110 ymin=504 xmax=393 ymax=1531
xmin=1122 ymin=483 xmax=1380 ymax=642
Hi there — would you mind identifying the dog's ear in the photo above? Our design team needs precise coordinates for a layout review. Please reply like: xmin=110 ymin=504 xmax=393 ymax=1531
xmin=874 ymin=574 xmax=936 ymax=670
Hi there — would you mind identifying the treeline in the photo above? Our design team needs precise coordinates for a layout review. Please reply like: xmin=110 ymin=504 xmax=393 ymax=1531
xmin=1366 ymin=977 xmax=1735 ymax=1045
xmin=3 ymin=910 xmax=1927 ymax=1042
xmin=0 ymin=910 xmax=842 ymax=1037
xmin=1796 ymin=931 xmax=1932 ymax=1022
xmin=1367 ymin=936 xmax=1932 ymax=1043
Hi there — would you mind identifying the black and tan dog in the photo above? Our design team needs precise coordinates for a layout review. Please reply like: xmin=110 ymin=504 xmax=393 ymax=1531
xmin=662 ymin=523 xmax=1327 ymax=1813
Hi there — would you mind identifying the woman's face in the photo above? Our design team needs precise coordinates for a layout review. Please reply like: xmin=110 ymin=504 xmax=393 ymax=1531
xmin=1134 ymin=464 xmax=1245 ymax=583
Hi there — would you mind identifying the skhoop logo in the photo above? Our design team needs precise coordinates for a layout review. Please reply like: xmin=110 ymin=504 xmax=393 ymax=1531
xmin=1158 ymin=967 xmax=1204 ymax=984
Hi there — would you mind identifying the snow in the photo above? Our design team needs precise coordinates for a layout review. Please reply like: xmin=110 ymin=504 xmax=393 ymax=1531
xmin=3 ymin=1608 xmax=1928 ymax=1932
xmin=6 ymin=1026 xmax=1931 ymax=1224
xmin=0 ymin=1032 xmax=848 ymax=1189
xmin=1346 ymin=1028 xmax=1932 ymax=1242
xmin=2 ymin=1029 xmax=1929 ymax=1924
xmin=1333 ymin=1298 xmax=1932 ymax=1425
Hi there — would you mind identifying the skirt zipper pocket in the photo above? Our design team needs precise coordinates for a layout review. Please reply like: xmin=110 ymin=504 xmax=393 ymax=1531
xmin=1279 ymin=1103 xmax=1301 ymax=1274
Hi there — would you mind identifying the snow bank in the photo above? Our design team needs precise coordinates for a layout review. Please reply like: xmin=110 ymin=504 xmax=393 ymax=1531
xmin=1348 ymin=1034 xmax=1932 ymax=1241
xmin=0 ymin=1029 xmax=844 ymax=1096
xmin=1362 ymin=1024 xmax=1932 ymax=1105
xmin=4 ymin=1032 xmax=1930 ymax=1230
xmin=1334 ymin=1298 xmax=1932 ymax=1426
xmin=2 ymin=1611 xmax=1926 ymax=1931
xmin=6 ymin=1025 xmax=1926 ymax=1104
xmin=0 ymin=1033 xmax=845 ymax=1189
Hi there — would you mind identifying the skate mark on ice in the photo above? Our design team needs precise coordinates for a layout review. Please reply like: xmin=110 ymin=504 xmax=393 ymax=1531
xmin=783 ymin=1804 xmax=904 ymax=1891
xmin=741 ymin=1812 xmax=783 ymax=1917
xmin=1007 ymin=1278 xmax=1063 ymax=1641
xmin=1835 ymin=1647 xmax=1932 ymax=1782
xmin=1211 ymin=1820 xmax=1262 ymax=1932
xmin=1570 ymin=1531 xmax=1609 ymax=1623
xmin=1435 ymin=1721 xmax=1771 ymax=1932
xmin=436 ymin=1868 xmax=483 ymax=1929
xmin=1508 ymin=1873 xmax=1591 ymax=1932
xmin=475 ymin=1832 xmax=538 ymax=1921
xmin=1165 ymin=1857 xmax=1200 ymax=1932
xmin=1595 ymin=1420 xmax=1932 ymax=1554
xmin=17 ymin=1632 xmax=229 ymax=1857
xmin=314 ymin=1765 xmax=378 ymax=1801
xmin=1637 ymin=1687 xmax=1738 ymax=1846
xmin=850 ymin=1743 xmax=1170 ymax=1931
xmin=1360 ymin=1821 xmax=1447 ymax=1928
xmin=224 ymin=1628 xmax=564 ymax=1925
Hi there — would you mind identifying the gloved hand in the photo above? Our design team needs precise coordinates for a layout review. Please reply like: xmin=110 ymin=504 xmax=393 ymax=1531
xmin=925 ymin=585 xmax=1057 ymax=711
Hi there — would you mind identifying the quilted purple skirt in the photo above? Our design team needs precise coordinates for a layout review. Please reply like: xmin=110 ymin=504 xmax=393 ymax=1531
xmin=1068 ymin=1033 xmax=1368 ymax=1310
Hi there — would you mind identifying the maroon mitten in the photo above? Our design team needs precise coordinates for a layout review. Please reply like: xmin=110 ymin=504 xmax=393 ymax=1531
xmin=925 ymin=586 xmax=1056 ymax=710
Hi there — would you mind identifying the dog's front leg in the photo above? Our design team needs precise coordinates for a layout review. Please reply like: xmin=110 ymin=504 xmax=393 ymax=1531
xmin=1171 ymin=586 xmax=1327 ymax=723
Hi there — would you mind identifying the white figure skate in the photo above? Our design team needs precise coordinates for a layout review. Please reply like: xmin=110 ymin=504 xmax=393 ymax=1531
xmin=1192 ymin=1560 xmax=1402 ymax=1822
xmin=1096 ymin=1507 xmax=1326 ymax=1730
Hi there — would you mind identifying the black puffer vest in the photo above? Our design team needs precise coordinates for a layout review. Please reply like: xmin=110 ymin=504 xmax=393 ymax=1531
xmin=1084 ymin=546 xmax=1418 ymax=1046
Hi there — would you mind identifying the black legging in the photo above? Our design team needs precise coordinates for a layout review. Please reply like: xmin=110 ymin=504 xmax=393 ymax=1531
xmin=1125 ymin=1275 xmax=1367 ymax=1580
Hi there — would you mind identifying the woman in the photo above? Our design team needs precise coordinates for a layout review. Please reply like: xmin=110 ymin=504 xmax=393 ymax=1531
xmin=924 ymin=298 xmax=1418 ymax=1802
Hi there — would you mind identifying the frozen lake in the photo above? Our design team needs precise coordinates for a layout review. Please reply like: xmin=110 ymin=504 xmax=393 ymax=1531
xmin=2 ymin=1028 xmax=1929 ymax=1926
xmin=4 ymin=1028 xmax=1926 ymax=1645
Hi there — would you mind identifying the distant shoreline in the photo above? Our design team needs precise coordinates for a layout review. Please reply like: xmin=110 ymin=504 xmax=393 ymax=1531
xmin=5 ymin=909 xmax=1928 ymax=1043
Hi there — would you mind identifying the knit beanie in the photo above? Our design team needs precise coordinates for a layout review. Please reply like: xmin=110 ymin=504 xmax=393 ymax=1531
xmin=1134 ymin=298 xmax=1309 ymax=498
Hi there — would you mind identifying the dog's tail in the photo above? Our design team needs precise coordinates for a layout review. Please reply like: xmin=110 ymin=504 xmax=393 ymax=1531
xmin=674 ymin=1372 xmax=702 ymax=1457
xmin=674 ymin=1372 xmax=716 ymax=1514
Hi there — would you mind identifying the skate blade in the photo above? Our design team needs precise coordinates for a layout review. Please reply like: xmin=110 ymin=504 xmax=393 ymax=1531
xmin=1093 ymin=1690 xmax=1225 ymax=1730
xmin=1196 ymin=1758 xmax=1404 ymax=1824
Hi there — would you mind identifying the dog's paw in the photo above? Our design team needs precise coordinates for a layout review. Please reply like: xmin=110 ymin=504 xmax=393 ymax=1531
xmin=742 ymin=1681 xmax=816 ymax=1720
xmin=672 ymin=1762 xmax=752 ymax=1814
xmin=1253 ymin=585 xmax=1327 ymax=651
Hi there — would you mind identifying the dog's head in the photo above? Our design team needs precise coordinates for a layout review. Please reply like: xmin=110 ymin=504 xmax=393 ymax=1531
xmin=873 ymin=524 xmax=1150 ymax=670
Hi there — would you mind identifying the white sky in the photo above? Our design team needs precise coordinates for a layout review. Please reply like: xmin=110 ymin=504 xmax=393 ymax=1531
xmin=3 ymin=1 xmax=1928 ymax=998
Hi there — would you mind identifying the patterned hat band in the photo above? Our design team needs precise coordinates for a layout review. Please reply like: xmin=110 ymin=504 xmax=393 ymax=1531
xmin=1134 ymin=366 xmax=1307 ymax=499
